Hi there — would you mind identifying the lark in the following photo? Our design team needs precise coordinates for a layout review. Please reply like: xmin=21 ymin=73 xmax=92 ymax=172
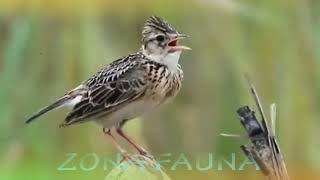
xmin=26 ymin=16 xmax=190 ymax=157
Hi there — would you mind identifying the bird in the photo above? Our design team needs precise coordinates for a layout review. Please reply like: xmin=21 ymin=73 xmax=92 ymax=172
xmin=25 ymin=16 xmax=190 ymax=157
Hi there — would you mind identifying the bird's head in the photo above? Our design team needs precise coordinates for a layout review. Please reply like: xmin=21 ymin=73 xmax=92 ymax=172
xmin=141 ymin=16 xmax=190 ymax=62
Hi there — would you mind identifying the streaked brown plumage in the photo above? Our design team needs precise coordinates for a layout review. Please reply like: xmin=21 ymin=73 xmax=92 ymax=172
xmin=26 ymin=16 xmax=189 ymax=156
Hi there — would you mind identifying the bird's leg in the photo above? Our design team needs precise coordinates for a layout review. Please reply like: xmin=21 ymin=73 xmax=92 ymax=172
xmin=116 ymin=120 xmax=151 ymax=158
xmin=103 ymin=128 xmax=131 ymax=161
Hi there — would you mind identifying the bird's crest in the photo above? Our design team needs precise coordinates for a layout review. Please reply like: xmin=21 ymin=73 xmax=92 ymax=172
xmin=142 ymin=16 xmax=178 ymax=40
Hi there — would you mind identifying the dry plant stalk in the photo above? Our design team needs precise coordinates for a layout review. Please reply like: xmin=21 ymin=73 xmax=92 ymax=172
xmin=237 ymin=80 xmax=290 ymax=180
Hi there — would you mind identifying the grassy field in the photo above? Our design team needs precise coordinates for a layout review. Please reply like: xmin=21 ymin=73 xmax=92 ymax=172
xmin=0 ymin=0 xmax=320 ymax=179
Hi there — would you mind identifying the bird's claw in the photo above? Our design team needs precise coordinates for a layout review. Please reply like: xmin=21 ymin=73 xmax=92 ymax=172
xmin=120 ymin=151 xmax=133 ymax=163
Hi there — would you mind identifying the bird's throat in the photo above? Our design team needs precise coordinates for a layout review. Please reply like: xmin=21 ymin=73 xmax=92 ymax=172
xmin=142 ymin=49 xmax=182 ymax=72
xmin=162 ymin=51 xmax=181 ymax=72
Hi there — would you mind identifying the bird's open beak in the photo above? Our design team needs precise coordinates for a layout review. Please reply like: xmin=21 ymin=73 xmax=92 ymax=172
xmin=167 ymin=34 xmax=191 ymax=52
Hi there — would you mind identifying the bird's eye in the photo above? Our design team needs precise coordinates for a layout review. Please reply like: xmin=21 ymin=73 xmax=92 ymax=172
xmin=156 ymin=35 xmax=165 ymax=42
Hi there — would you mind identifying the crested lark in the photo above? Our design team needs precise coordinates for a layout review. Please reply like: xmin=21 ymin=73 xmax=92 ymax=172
xmin=26 ymin=16 xmax=190 ymax=156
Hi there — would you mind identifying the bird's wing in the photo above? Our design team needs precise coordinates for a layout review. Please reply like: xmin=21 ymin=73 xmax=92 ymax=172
xmin=61 ymin=54 xmax=148 ymax=127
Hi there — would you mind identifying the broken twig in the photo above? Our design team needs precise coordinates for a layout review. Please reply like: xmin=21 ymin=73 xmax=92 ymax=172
xmin=237 ymin=79 xmax=290 ymax=180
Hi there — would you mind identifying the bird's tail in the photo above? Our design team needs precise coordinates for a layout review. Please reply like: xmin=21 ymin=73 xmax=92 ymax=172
xmin=25 ymin=95 xmax=73 ymax=124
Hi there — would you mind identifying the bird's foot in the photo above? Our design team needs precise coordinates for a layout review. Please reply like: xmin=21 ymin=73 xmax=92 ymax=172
xmin=120 ymin=151 xmax=133 ymax=163
xmin=139 ymin=149 xmax=155 ymax=161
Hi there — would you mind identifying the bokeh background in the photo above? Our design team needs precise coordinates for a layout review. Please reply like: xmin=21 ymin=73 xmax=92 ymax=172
xmin=0 ymin=0 xmax=319 ymax=179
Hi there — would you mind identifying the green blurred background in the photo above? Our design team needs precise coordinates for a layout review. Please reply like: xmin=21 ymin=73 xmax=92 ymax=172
xmin=0 ymin=0 xmax=319 ymax=179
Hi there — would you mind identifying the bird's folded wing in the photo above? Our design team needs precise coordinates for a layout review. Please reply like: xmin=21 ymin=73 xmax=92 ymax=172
xmin=61 ymin=55 xmax=147 ymax=126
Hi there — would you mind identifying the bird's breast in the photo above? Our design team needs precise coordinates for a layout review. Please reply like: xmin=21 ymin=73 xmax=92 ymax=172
xmin=147 ymin=66 xmax=183 ymax=105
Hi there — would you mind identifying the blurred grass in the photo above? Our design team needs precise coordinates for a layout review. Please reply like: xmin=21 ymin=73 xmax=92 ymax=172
xmin=0 ymin=0 xmax=320 ymax=179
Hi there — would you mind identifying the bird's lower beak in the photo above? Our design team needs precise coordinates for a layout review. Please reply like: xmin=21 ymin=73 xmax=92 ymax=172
xmin=169 ymin=45 xmax=191 ymax=51
xmin=167 ymin=34 xmax=191 ymax=51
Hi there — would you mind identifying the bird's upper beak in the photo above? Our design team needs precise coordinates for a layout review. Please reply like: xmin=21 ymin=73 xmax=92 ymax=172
xmin=167 ymin=33 xmax=191 ymax=52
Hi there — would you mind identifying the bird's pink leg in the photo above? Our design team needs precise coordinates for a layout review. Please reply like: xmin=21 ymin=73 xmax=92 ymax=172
xmin=116 ymin=126 xmax=148 ymax=156
xmin=103 ymin=128 xmax=131 ymax=161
